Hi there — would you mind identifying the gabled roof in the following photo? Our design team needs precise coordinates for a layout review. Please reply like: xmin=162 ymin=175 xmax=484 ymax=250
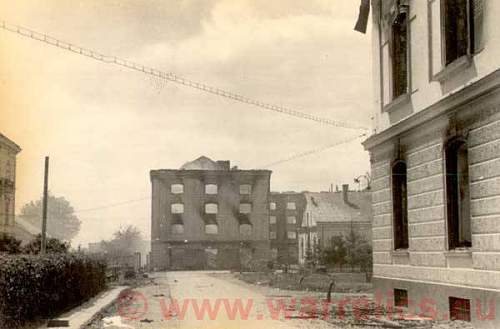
xmin=0 ymin=133 xmax=21 ymax=154
xmin=303 ymin=191 xmax=372 ymax=224
xmin=180 ymin=156 xmax=227 ymax=170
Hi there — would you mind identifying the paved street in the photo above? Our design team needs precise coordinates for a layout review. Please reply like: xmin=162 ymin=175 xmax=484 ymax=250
xmin=108 ymin=271 xmax=340 ymax=329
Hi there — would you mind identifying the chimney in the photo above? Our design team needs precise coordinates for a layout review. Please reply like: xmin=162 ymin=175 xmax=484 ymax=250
xmin=216 ymin=160 xmax=230 ymax=170
xmin=342 ymin=184 xmax=349 ymax=204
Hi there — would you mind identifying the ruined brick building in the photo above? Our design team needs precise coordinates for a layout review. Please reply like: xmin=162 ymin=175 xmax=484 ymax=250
xmin=363 ymin=0 xmax=500 ymax=326
xmin=269 ymin=192 xmax=306 ymax=264
xmin=150 ymin=156 xmax=271 ymax=270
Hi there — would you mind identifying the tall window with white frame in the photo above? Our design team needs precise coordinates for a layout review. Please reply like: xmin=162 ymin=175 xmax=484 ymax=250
xmin=391 ymin=8 xmax=409 ymax=99
xmin=392 ymin=160 xmax=409 ymax=250
xmin=445 ymin=138 xmax=471 ymax=249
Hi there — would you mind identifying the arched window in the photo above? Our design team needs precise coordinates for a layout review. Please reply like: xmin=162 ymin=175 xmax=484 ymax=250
xmin=392 ymin=160 xmax=409 ymax=250
xmin=445 ymin=138 xmax=471 ymax=249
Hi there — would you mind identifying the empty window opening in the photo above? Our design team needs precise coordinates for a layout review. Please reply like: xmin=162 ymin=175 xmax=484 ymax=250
xmin=205 ymin=184 xmax=218 ymax=195
xmin=240 ymin=224 xmax=252 ymax=236
xmin=171 ymin=184 xmax=184 ymax=194
xmin=239 ymin=203 xmax=252 ymax=214
xmin=240 ymin=184 xmax=252 ymax=195
xmin=205 ymin=203 xmax=218 ymax=214
xmin=205 ymin=224 xmax=218 ymax=234
xmin=171 ymin=203 xmax=184 ymax=214
xmin=394 ymin=289 xmax=409 ymax=308
xmin=171 ymin=224 xmax=184 ymax=234
xmin=449 ymin=297 xmax=471 ymax=322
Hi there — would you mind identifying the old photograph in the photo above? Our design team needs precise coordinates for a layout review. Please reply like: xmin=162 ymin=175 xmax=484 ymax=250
xmin=0 ymin=0 xmax=498 ymax=328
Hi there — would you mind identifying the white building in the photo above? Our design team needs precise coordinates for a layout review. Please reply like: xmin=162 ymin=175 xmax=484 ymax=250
xmin=363 ymin=0 xmax=500 ymax=327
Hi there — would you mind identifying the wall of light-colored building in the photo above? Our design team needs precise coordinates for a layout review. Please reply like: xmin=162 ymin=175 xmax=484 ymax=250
xmin=0 ymin=135 xmax=19 ymax=228
xmin=372 ymin=0 xmax=500 ymax=134
xmin=366 ymin=1 xmax=500 ymax=326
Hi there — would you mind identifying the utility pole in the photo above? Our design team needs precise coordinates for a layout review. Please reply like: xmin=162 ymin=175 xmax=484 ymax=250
xmin=40 ymin=156 xmax=49 ymax=254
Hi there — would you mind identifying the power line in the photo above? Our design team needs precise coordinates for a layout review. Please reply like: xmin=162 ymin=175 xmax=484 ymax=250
xmin=261 ymin=133 xmax=367 ymax=168
xmin=0 ymin=20 xmax=369 ymax=132
xmin=73 ymin=197 xmax=151 ymax=213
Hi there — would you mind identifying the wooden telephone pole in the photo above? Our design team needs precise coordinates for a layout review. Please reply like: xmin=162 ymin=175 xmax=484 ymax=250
xmin=40 ymin=156 xmax=49 ymax=254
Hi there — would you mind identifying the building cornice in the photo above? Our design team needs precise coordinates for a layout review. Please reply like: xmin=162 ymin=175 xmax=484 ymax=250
xmin=363 ymin=68 xmax=500 ymax=151
xmin=0 ymin=133 xmax=21 ymax=154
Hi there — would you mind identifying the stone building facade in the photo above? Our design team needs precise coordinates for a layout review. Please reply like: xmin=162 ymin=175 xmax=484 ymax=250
xmin=363 ymin=0 xmax=500 ymax=326
xmin=0 ymin=133 xmax=21 ymax=236
xmin=298 ymin=185 xmax=372 ymax=265
xmin=150 ymin=156 xmax=272 ymax=270
xmin=269 ymin=192 xmax=306 ymax=264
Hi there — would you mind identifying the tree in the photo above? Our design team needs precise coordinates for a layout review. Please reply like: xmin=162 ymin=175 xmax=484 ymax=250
xmin=101 ymin=225 xmax=143 ymax=266
xmin=322 ymin=236 xmax=348 ymax=268
xmin=0 ymin=233 xmax=22 ymax=254
xmin=344 ymin=231 xmax=372 ymax=272
xmin=22 ymin=234 xmax=70 ymax=254
xmin=19 ymin=195 xmax=81 ymax=241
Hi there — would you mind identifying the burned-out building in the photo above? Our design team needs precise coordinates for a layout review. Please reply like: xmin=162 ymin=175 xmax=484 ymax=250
xmin=363 ymin=0 xmax=500 ymax=326
xmin=150 ymin=156 xmax=272 ymax=270
xmin=298 ymin=185 xmax=372 ymax=265
xmin=269 ymin=192 xmax=306 ymax=264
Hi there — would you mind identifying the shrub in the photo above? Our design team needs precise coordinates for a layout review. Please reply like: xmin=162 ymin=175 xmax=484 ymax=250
xmin=0 ymin=253 xmax=106 ymax=328
xmin=0 ymin=234 xmax=22 ymax=254
xmin=22 ymin=234 xmax=70 ymax=254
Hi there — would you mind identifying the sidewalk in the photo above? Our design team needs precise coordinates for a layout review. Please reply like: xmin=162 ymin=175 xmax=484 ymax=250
xmin=37 ymin=285 xmax=127 ymax=329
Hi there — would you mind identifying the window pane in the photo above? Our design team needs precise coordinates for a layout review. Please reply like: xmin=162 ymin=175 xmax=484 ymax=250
xmin=205 ymin=224 xmax=218 ymax=234
xmin=287 ymin=216 xmax=297 ymax=224
xmin=392 ymin=12 xmax=408 ymax=98
xmin=269 ymin=216 xmax=277 ymax=224
xmin=240 ymin=184 xmax=252 ymax=195
xmin=270 ymin=231 xmax=276 ymax=239
xmin=239 ymin=203 xmax=252 ymax=214
xmin=286 ymin=202 xmax=296 ymax=210
xmin=171 ymin=203 xmax=184 ymax=214
xmin=444 ymin=0 xmax=469 ymax=65
xmin=171 ymin=184 xmax=184 ymax=194
xmin=205 ymin=184 xmax=218 ymax=194
xmin=171 ymin=224 xmax=184 ymax=234
xmin=446 ymin=140 xmax=471 ymax=249
xmin=392 ymin=161 xmax=409 ymax=249
xmin=205 ymin=203 xmax=218 ymax=214
xmin=287 ymin=231 xmax=297 ymax=239
xmin=270 ymin=202 xmax=276 ymax=210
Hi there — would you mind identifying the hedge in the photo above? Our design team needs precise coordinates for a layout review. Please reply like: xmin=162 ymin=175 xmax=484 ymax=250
xmin=0 ymin=253 xmax=106 ymax=328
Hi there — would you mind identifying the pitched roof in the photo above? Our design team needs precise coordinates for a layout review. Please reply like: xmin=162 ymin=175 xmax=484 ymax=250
xmin=0 ymin=133 xmax=21 ymax=154
xmin=303 ymin=191 xmax=372 ymax=224
xmin=180 ymin=156 xmax=228 ymax=170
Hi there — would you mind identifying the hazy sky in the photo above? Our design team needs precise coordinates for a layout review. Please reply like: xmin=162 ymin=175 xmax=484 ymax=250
xmin=0 ymin=0 xmax=372 ymax=246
